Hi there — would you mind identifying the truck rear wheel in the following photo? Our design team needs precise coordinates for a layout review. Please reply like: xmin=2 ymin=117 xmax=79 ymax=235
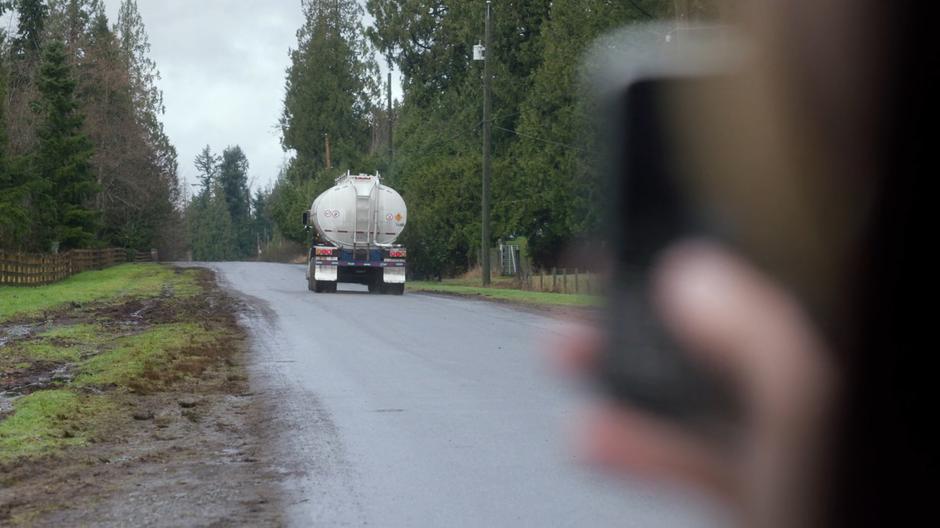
xmin=387 ymin=283 xmax=404 ymax=295
xmin=367 ymin=274 xmax=383 ymax=294
xmin=308 ymin=273 xmax=316 ymax=291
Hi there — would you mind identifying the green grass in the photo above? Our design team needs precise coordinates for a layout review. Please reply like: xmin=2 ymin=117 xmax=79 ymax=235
xmin=14 ymin=341 xmax=83 ymax=363
xmin=76 ymin=323 xmax=223 ymax=390
xmin=0 ymin=322 xmax=225 ymax=460
xmin=0 ymin=390 xmax=114 ymax=462
xmin=0 ymin=264 xmax=200 ymax=322
xmin=0 ymin=264 xmax=222 ymax=463
xmin=408 ymin=281 xmax=599 ymax=307
xmin=39 ymin=323 xmax=105 ymax=342
xmin=12 ymin=324 xmax=109 ymax=363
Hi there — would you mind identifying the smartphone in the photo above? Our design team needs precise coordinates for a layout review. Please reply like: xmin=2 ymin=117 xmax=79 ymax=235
xmin=597 ymin=70 xmax=742 ymax=433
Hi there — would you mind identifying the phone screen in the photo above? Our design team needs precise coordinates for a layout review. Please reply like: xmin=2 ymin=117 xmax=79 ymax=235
xmin=598 ymin=74 xmax=738 ymax=428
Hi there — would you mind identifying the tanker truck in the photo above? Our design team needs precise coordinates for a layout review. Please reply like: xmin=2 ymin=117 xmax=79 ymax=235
xmin=302 ymin=172 xmax=407 ymax=294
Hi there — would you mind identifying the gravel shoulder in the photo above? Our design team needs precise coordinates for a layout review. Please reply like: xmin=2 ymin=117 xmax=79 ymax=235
xmin=0 ymin=266 xmax=283 ymax=527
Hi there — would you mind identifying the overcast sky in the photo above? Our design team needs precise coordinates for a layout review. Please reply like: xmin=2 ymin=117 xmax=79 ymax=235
xmin=4 ymin=0 xmax=398 ymax=195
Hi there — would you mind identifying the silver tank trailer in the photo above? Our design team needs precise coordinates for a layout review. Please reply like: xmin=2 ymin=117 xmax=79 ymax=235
xmin=310 ymin=172 xmax=407 ymax=248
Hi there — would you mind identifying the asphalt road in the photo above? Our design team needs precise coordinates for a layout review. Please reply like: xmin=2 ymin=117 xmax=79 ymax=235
xmin=202 ymin=262 xmax=721 ymax=527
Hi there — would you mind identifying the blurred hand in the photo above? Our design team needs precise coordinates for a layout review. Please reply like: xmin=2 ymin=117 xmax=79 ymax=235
xmin=559 ymin=242 xmax=837 ymax=528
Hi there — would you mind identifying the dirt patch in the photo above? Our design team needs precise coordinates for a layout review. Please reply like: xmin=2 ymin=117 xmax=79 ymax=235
xmin=1 ymin=361 xmax=72 ymax=400
xmin=0 ymin=269 xmax=283 ymax=527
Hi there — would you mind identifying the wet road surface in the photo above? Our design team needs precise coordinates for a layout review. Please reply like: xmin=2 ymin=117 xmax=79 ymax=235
xmin=200 ymin=262 xmax=721 ymax=527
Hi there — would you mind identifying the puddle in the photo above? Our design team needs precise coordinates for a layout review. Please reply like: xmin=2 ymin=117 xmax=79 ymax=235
xmin=0 ymin=324 xmax=37 ymax=348
xmin=0 ymin=365 xmax=75 ymax=404
xmin=1 ymin=391 xmax=17 ymax=417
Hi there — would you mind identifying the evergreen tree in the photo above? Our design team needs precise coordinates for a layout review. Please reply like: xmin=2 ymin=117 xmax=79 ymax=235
xmin=116 ymin=0 xmax=179 ymax=205
xmin=187 ymin=183 xmax=237 ymax=262
xmin=0 ymin=29 xmax=24 ymax=246
xmin=271 ymin=0 xmax=378 ymax=244
xmin=268 ymin=173 xmax=317 ymax=244
xmin=46 ymin=0 xmax=100 ymax=50
xmin=55 ymin=4 xmax=179 ymax=253
xmin=1 ymin=22 xmax=34 ymax=248
xmin=11 ymin=0 xmax=48 ymax=59
xmin=193 ymin=145 xmax=219 ymax=193
xmin=508 ymin=0 xmax=670 ymax=266
xmin=116 ymin=0 xmax=163 ymax=124
xmin=280 ymin=0 xmax=377 ymax=177
xmin=365 ymin=0 xmax=553 ymax=275
xmin=362 ymin=0 xmax=693 ymax=272
xmin=250 ymin=188 xmax=274 ymax=257
xmin=186 ymin=146 xmax=250 ymax=261
xmin=32 ymin=39 xmax=99 ymax=250
xmin=2 ymin=0 xmax=180 ymax=254
xmin=0 ymin=30 xmax=7 ymax=174
xmin=218 ymin=145 xmax=252 ymax=257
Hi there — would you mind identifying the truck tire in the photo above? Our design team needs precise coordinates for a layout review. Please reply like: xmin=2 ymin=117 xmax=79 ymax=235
xmin=308 ymin=273 xmax=316 ymax=292
xmin=388 ymin=283 xmax=404 ymax=296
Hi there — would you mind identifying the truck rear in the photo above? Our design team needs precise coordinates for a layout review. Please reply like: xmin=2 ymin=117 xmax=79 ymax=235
xmin=302 ymin=172 xmax=407 ymax=295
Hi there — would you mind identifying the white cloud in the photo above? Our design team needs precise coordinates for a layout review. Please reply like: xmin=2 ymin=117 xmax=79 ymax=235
xmin=103 ymin=0 xmax=304 ymax=193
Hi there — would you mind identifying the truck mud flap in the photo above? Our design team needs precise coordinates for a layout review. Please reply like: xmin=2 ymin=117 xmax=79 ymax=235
xmin=315 ymin=265 xmax=338 ymax=282
xmin=383 ymin=267 xmax=405 ymax=284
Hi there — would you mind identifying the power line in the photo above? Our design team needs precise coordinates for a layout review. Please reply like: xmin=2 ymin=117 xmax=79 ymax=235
xmin=628 ymin=0 xmax=655 ymax=19
xmin=406 ymin=119 xmax=482 ymax=159
xmin=493 ymin=126 xmax=586 ymax=152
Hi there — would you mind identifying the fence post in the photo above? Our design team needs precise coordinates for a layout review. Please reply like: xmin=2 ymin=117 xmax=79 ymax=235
xmin=575 ymin=268 xmax=579 ymax=293
xmin=562 ymin=268 xmax=567 ymax=294
xmin=552 ymin=267 xmax=557 ymax=292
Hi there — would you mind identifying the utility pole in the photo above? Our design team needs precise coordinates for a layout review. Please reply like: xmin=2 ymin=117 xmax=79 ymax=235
xmin=387 ymin=68 xmax=393 ymax=161
xmin=387 ymin=66 xmax=394 ymax=182
xmin=481 ymin=0 xmax=492 ymax=286
xmin=324 ymin=133 xmax=332 ymax=170
xmin=674 ymin=0 xmax=690 ymax=49
xmin=674 ymin=0 xmax=690 ymax=24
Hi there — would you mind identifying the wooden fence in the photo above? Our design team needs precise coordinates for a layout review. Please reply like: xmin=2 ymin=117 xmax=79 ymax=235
xmin=514 ymin=268 xmax=602 ymax=295
xmin=0 ymin=248 xmax=158 ymax=287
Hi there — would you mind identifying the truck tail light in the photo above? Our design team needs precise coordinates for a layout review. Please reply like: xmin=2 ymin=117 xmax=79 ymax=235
xmin=315 ymin=247 xmax=337 ymax=256
xmin=389 ymin=249 xmax=406 ymax=258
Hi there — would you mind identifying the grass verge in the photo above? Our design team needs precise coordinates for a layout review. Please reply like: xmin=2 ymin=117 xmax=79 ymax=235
xmin=0 ymin=263 xmax=200 ymax=322
xmin=75 ymin=323 xmax=225 ymax=391
xmin=0 ymin=390 xmax=116 ymax=461
xmin=407 ymin=280 xmax=598 ymax=307
xmin=0 ymin=264 xmax=230 ymax=463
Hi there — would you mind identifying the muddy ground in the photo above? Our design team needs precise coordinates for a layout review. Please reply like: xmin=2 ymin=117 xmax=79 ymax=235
xmin=0 ymin=269 xmax=285 ymax=527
